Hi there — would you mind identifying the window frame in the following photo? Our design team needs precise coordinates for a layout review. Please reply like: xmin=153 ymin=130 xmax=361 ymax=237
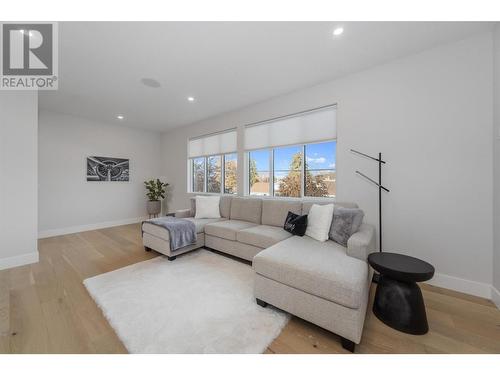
xmin=246 ymin=139 xmax=336 ymax=200
xmin=188 ymin=152 xmax=238 ymax=195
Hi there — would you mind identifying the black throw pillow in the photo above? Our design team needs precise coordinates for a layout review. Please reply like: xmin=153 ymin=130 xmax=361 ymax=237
xmin=283 ymin=211 xmax=308 ymax=236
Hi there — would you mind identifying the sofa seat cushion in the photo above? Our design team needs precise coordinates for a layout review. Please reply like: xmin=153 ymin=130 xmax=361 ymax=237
xmin=237 ymin=225 xmax=293 ymax=249
xmin=204 ymin=220 xmax=258 ymax=241
xmin=142 ymin=217 xmax=226 ymax=241
xmin=253 ymin=236 xmax=369 ymax=309
xmin=184 ymin=217 xmax=227 ymax=234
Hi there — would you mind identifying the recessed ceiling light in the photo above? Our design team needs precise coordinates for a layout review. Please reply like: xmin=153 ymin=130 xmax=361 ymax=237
xmin=140 ymin=78 xmax=161 ymax=88
xmin=187 ymin=97 xmax=195 ymax=102
xmin=116 ymin=115 xmax=124 ymax=120
xmin=333 ymin=27 xmax=344 ymax=36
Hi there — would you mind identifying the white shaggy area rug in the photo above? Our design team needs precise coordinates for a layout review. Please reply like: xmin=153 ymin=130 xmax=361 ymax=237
xmin=84 ymin=249 xmax=289 ymax=353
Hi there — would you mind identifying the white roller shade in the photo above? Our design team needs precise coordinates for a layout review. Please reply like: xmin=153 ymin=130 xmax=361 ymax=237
xmin=188 ymin=129 xmax=237 ymax=158
xmin=244 ymin=106 xmax=336 ymax=150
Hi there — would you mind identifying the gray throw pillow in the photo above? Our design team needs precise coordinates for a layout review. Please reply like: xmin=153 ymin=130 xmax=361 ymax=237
xmin=329 ymin=207 xmax=364 ymax=247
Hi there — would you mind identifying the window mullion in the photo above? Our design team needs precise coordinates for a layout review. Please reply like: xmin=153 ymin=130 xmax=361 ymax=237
xmin=270 ymin=148 xmax=274 ymax=197
xmin=301 ymin=144 xmax=305 ymax=198
xmin=221 ymin=154 xmax=224 ymax=195
xmin=204 ymin=157 xmax=207 ymax=193
xmin=249 ymin=153 xmax=252 ymax=195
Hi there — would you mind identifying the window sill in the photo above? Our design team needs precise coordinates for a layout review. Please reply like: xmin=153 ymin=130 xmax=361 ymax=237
xmin=187 ymin=192 xmax=237 ymax=196
xmin=245 ymin=194 xmax=336 ymax=202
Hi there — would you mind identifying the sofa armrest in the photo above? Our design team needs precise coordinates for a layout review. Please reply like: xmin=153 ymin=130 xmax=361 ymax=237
xmin=175 ymin=209 xmax=192 ymax=218
xmin=347 ymin=223 xmax=376 ymax=262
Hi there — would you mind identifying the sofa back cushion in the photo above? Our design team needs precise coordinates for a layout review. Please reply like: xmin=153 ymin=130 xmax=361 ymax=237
xmin=230 ymin=197 xmax=262 ymax=224
xmin=261 ymin=199 xmax=302 ymax=227
xmin=302 ymin=201 xmax=358 ymax=215
xmin=219 ymin=196 xmax=232 ymax=218
xmin=189 ymin=195 xmax=232 ymax=218
xmin=190 ymin=197 xmax=196 ymax=217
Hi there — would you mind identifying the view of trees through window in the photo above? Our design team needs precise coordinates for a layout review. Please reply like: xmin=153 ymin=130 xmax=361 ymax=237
xmin=274 ymin=145 xmax=302 ymax=197
xmin=191 ymin=141 xmax=335 ymax=197
xmin=248 ymin=141 xmax=336 ymax=198
xmin=304 ymin=141 xmax=336 ymax=197
xmin=191 ymin=154 xmax=237 ymax=194
xmin=207 ymin=155 xmax=221 ymax=193
xmin=192 ymin=157 xmax=205 ymax=192
xmin=224 ymin=154 xmax=237 ymax=194
xmin=249 ymin=149 xmax=271 ymax=196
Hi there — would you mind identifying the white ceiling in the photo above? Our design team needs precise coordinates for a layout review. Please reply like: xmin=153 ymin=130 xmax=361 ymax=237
xmin=39 ymin=22 xmax=494 ymax=132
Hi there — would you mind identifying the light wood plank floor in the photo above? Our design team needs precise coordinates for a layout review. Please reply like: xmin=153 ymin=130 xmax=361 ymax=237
xmin=1 ymin=223 xmax=499 ymax=354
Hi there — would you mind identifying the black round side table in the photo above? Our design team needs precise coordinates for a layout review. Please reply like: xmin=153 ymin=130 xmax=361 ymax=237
xmin=368 ymin=252 xmax=435 ymax=335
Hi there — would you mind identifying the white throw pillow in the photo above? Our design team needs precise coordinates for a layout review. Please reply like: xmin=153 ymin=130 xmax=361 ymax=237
xmin=194 ymin=196 xmax=221 ymax=219
xmin=305 ymin=204 xmax=334 ymax=242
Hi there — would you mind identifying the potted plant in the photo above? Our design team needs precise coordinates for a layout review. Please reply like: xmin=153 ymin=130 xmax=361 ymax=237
xmin=144 ymin=179 xmax=169 ymax=216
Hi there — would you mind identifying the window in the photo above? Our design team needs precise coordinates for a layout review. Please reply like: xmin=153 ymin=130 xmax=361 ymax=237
xmin=245 ymin=106 xmax=336 ymax=199
xmin=192 ymin=157 xmax=205 ymax=193
xmin=190 ymin=154 xmax=238 ymax=194
xmin=224 ymin=153 xmax=237 ymax=194
xmin=247 ymin=141 xmax=335 ymax=198
xmin=304 ymin=141 xmax=336 ymax=198
xmin=273 ymin=145 xmax=302 ymax=197
xmin=249 ymin=149 xmax=271 ymax=196
xmin=188 ymin=129 xmax=238 ymax=194
xmin=207 ymin=155 xmax=221 ymax=193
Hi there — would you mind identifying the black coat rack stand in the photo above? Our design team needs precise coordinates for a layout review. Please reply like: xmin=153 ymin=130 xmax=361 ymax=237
xmin=350 ymin=149 xmax=390 ymax=252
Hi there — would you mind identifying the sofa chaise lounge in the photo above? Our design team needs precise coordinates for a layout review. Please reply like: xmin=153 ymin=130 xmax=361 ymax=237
xmin=141 ymin=196 xmax=375 ymax=352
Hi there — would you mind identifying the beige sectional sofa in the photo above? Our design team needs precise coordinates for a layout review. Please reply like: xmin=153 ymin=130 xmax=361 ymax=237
xmin=141 ymin=196 xmax=375 ymax=352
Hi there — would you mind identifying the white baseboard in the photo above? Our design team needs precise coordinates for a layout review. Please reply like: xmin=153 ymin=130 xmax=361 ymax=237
xmin=492 ymin=286 xmax=500 ymax=309
xmin=0 ymin=251 xmax=39 ymax=271
xmin=38 ymin=216 xmax=148 ymax=239
xmin=426 ymin=272 xmax=493 ymax=300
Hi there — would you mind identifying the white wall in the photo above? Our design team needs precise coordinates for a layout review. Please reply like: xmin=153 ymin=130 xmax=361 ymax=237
xmin=162 ymin=33 xmax=494 ymax=298
xmin=493 ymin=25 xmax=500 ymax=307
xmin=0 ymin=92 xmax=39 ymax=270
xmin=38 ymin=111 xmax=163 ymax=237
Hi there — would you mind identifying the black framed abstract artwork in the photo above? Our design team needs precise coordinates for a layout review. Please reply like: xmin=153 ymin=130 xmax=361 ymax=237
xmin=86 ymin=156 xmax=130 ymax=182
